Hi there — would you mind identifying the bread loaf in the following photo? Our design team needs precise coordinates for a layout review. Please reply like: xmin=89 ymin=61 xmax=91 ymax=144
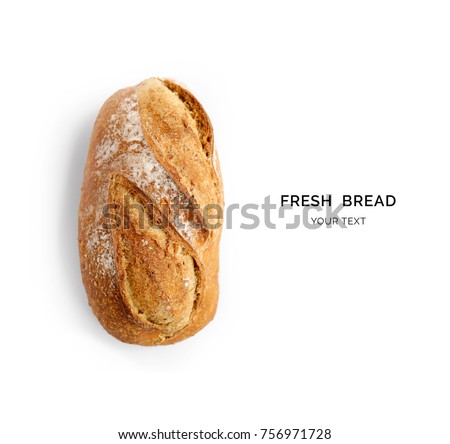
xmin=78 ymin=78 xmax=223 ymax=345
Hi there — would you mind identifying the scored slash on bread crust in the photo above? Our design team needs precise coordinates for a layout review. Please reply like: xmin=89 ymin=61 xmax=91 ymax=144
xmin=78 ymin=78 xmax=223 ymax=345
xmin=138 ymin=79 xmax=221 ymax=238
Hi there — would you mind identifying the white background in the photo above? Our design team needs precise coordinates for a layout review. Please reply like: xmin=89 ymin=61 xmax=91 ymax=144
xmin=1 ymin=1 xmax=449 ymax=443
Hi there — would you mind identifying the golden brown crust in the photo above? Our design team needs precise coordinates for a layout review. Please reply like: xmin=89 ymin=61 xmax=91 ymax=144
xmin=78 ymin=78 xmax=223 ymax=345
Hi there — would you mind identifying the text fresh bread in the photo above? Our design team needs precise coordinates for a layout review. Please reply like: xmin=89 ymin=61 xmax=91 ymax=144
xmin=78 ymin=78 xmax=223 ymax=345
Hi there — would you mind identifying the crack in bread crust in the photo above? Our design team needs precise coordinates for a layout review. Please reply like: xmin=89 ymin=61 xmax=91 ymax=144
xmin=110 ymin=175 xmax=201 ymax=337
xmin=161 ymin=79 xmax=215 ymax=161
xmin=137 ymin=79 xmax=223 ymax=234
